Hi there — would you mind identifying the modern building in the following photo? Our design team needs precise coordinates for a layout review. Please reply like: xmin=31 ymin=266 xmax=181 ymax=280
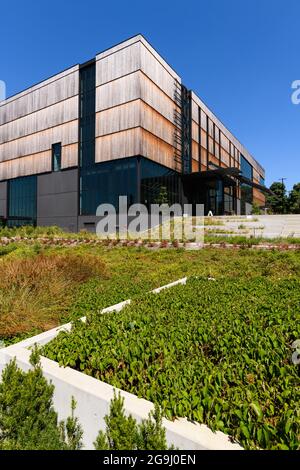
xmin=0 ymin=35 xmax=267 ymax=231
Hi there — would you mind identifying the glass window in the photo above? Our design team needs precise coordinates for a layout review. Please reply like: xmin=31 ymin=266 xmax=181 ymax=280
xmin=52 ymin=143 xmax=61 ymax=172
xmin=140 ymin=157 xmax=182 ymax=208
xmin=80 ymin=157 xmax=138 ymax=215
xmin=8 ymin=175 xmax=37 ymax=227
xmin=241 ymin=155 xmax=253 ymax=180
xmin=240 ymin=155 xmax=253 ymax=213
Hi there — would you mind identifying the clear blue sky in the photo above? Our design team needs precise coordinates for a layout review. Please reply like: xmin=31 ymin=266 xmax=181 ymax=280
xmin=0 ymin=0 xmax=299 ymax=190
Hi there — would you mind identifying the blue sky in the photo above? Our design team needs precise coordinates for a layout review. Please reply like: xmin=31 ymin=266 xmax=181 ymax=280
xmin=0 ymin=0 xmax=299 ymax=190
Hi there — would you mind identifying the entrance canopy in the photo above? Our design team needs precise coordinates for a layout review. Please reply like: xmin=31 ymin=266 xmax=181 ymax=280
xmin=182 ymin=167 xmax=272 ymax=195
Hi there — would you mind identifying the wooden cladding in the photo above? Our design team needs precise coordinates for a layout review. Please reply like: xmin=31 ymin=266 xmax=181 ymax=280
xmin=0 ymin=96 xmax=78 ymax=144
xmin=95 ymin=40 xmax=180 ymax=170
xmin=96 ymin=39 xmax=179 ymax=101
xmin=96 ymin=127 xmax=175 ymax=170
xmin=140 ymin=128 xmax=175 ymax=169
xmin=253 ymin=188 xmax=265 ymax=206
xmin=95 ymin=128 xmax=141 ymax=163
xmin=96 ymin=71 xmax=178 ymax=124
xmin=0 ymin=120 xmax=78 ymax=162
xmin=96 ymin=100 xmax=175 ymax=148
xmin=62 ymin=143 xmax=78 ymax=169
xmin=96 ymin=41 xmax=141 ymax=86
xmin=0 ymin=151 xmax=51 ymax=181
xmin=191 ymin=92 xmax=264 ymax=178
xmin=0 ymin=68 xmax=79 ymax=125
xmin=0 ymin=67 xmax=79 ymax=181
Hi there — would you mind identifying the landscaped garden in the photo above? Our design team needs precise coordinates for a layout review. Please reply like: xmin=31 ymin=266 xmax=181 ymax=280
xmin=0 ymin=227 xmax=299 ymax=450
xmin=1 ymin=236 xmax=300 ymax=342
xmin=43 ymin=276 xmax=300 ymax=450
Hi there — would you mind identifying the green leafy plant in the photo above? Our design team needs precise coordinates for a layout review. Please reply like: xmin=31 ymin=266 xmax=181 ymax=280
xmin=94 ymin=392 xmax=171 ymax=450
xmin=0 ymin=347 xmax=83 ymax=450
xmin=45 ymin=277 xmax=300 ymax=450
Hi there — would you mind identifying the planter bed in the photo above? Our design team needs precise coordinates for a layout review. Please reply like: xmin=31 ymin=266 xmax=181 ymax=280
xmin=1 ymin=276 xmax=299 ymax=450
xmin=42 ymin=276 xmax=300 ymax=450
xmin=0 ymin=278 xmax=241 ymax=450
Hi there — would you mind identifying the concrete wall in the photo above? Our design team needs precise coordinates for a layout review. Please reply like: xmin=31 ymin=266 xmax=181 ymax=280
xmin=0 ymin=181 xmax=7 ymax=218
xmin=37 ymin=169 xmax=78 ymax=231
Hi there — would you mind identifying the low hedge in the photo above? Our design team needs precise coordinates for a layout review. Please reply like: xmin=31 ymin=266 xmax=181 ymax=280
xmin=44 ymin=277 xmax=300 ymax=449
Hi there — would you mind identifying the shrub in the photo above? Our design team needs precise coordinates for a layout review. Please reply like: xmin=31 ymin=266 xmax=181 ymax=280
xmin=45 ymin=277 xmax=300 ymax=450
xmin=94 ymin=392 xmax=170 ymax=450
xmin=0 ymin=348 xmax=83 ymax=450
xmin=0 ymin=252 xmax=107 ymax=337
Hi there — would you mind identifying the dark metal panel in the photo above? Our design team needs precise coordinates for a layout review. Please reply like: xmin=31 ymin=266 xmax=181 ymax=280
xmin=38 ymin=169 xmax=78 ymax=196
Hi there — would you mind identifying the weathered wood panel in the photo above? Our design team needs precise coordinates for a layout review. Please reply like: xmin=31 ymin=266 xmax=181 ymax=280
xmin=201 ymin=147 xmax=207 ymax=168
xmin=140 ymin=42 xmax=179 ymax=100
xmin=140 ymin=73 xmax=178 ymax=123
xmin=96 ymin=41 xmax=141 ymax=86
xmin=201 ymin=129 xmax=207 ymax=149
xmin=140 ymin=101 xmax=174 ymax=147
xmin=208 ymin=136 xmax=214 ymax=155
xmin=220 ymin=133 xmax=230 ymax=152
xmin=140 ymin=128 xmax=175 ymax=169
xmin=192 ymin=120 xmax=199 ymax=142
xmin=220 ymin=148 xmax=230 ymax=166
xmin=0 ymin=69 xmax=79 ymax=125
xmin=0 ymin=151 xmax=51 ymax=180
xmin=95 ymin=128 xmax=141 ymax=163
xmin=0 ymin=96 xmax=78 ymax=144
xmin=192 ymin=140 xmax=199 ymax=162
xmin=96 ymin=71 xmax=140 ymax=111
xmin=253 ymin=188 xmax=265 ymax=206
xmin=96 ymin=71 xmax=177 ymax=125
xmin=0 ymin=120 xmax=78 ymax=162
xmin=62 ymin=143 xmax=78 ymax=169
xmin=192 ymin=159 xmax=199 ymax=173
xmin=96 ymin=100 xmax=175 ymax=148
xmin=192 ymin=92 xmax=264 ymax=177
xmin=96 ymin=38 xmax=179 ymax=100
xmin=191 ymin=100 xmax=199 ymax=124
xmin=96 ymin=100 xmax=141 ymax=137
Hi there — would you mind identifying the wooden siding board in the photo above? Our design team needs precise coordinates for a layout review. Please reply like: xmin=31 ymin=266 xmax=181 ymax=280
xmin=0 ymin=71 xmax=79 ymax=125
xmin=0 ymin=151 xmax=51 ymax=180
xmin=0 ymin=96 xmax=78 ymax=144
xmin=0 ymin=120 xmax=78 ymax=162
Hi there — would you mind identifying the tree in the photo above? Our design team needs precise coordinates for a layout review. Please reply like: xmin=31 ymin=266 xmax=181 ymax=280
xmin=288 ymin=183 xmax=300 ymax=214
xmin=155 ymin=186 xmax=169 ymax=205
xmin=94 ymin=392 xmax=172 ymax=450
xmin=0 ymin=348 xmax=83 ymax=450
xmin=266 ymin=182 xmax=288 ymax=214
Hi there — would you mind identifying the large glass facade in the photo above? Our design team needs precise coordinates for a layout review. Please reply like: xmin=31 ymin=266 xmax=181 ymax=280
xmin=80 ymin=156 xmax=182 ymax=215
xmin=140 ymin=158 xmax=182 ymax=208
xmin=80 ymin=158 xmax=138 ymax=214
xmin=240 ymin=155 xmax=253 ymax=214
xmin=8 ymin=175 xmax=37 ymax=226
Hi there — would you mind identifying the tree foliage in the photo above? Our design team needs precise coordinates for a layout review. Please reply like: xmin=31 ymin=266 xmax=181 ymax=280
xmin=94 ymin=392 xmax=170 ymax=450
xmin=289 ymin=183 xmax=300 ymax=214
xmin=0 ymin=347 xmax=83 ymax=450
xmin=266 ymin=182 xmax=288 ymax=214
xmin=267 ymin=181 xmax=300 ymax=214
